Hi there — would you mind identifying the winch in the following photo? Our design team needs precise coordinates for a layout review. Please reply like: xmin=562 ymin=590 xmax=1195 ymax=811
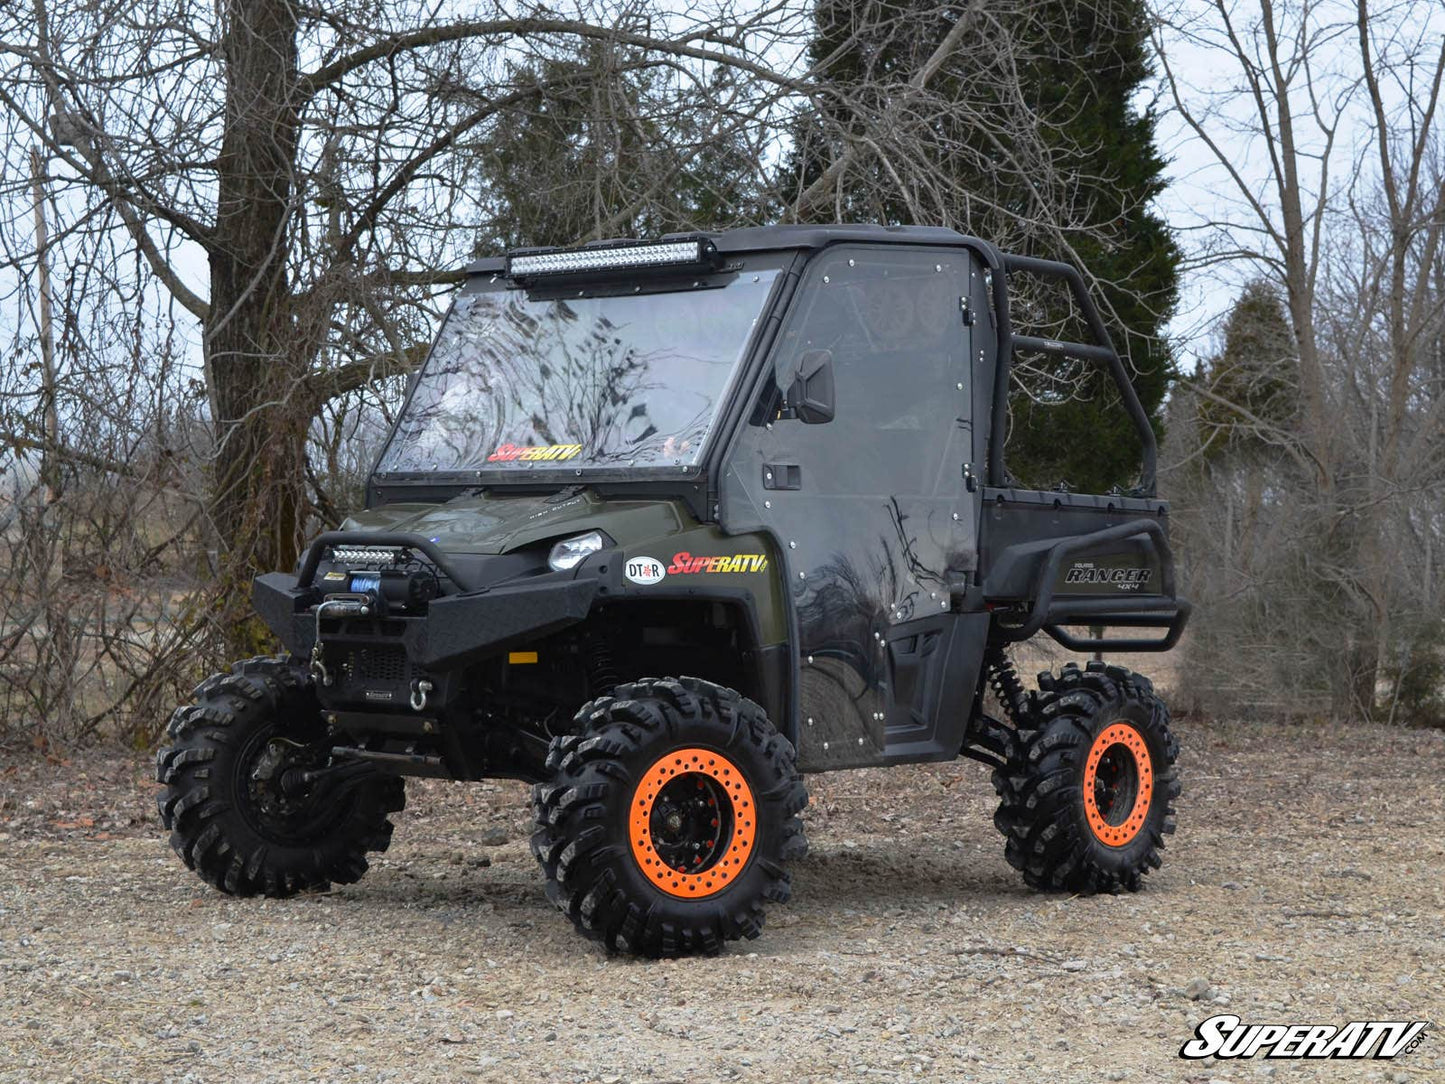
xmin=320 ymin=544 xmax=440 ymax=616
xmin=332 ymin=568 xmax=438 ymax=615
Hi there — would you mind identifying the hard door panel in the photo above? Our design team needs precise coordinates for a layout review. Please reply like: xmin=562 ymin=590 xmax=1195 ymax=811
xmin=720 ymin=245 xmax=979 ymax=771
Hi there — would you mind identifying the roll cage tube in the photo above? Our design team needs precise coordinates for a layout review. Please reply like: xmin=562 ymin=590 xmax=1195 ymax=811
xmin=985 ymin=253 xmax=1159 ymax=498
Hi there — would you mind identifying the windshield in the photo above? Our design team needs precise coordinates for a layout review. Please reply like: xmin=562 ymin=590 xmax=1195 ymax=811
xmin=376 ymin=270 xmax=781 ymax=475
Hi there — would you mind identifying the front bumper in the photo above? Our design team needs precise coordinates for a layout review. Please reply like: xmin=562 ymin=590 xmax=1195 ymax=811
xmin=253 ymin=569 xmax=598 ymax=671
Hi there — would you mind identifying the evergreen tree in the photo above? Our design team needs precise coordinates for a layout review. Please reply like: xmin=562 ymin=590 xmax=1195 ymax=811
xmin=1196 ymin=279 xmax=1298 ymax=457
xmin=476 ymin=51 xmax=764 ymax=250
xmin=788 ymin=0 xmax=1179 ymax=494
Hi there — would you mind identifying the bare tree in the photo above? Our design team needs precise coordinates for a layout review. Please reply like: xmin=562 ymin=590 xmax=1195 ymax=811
xmin=0 ymin=0 xmax=1155 ymax=743
xmin=1156 ymin=0 xmax=1445 ymax=719
xmin=3 ymin=0 xmax=817 ymax=596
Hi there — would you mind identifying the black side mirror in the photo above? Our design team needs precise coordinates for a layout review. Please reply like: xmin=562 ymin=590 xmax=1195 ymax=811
xmin=783 ymin=348 xmax=835 ymax=424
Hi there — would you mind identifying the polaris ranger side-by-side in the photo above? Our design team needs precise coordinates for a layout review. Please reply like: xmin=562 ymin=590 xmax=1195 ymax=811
xmin=157 ymin=226 xmax=1189 ymax=957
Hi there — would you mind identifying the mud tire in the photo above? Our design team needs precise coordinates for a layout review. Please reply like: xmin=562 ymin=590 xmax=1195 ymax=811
xmin=531 ymin=676 xmax=808 ymax=957
xmin=156 ymin=656 xmax=405 ymax=897
xmin=992 ymin=661 xmax=1179 ymax=893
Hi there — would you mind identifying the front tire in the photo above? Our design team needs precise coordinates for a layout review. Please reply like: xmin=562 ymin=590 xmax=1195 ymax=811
xmin=156 ymin=656 xmax=405 ymax=897
xmin=992 ymin=661 xmax=1179 ymax=893
xmin=531 ymin=676 xmax=808 ymax=957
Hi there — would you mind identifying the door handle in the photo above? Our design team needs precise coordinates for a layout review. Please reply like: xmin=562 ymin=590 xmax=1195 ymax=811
xmin=763 ymin=464 xmax=802 ymax=491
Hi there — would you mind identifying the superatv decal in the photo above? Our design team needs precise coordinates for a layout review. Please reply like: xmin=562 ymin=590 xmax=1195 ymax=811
xmin=1064 ymin=563 xmax=1152 ymax=588
xmin=668 ymin=551 xmax=769 ymax=575
xmin=486 ymin=442 xmax=583 ymax=462
xmin=1179 ymin=1015 xmax=1429 ymax=1060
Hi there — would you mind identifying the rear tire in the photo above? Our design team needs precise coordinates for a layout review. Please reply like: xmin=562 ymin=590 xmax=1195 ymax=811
xmin=992 ymin=661 xmax=1179 ymax=893
xmin=531 ymin=676 xmax=808 ymax=957
xmin=156 ymin=656 xmax=405 ymax=897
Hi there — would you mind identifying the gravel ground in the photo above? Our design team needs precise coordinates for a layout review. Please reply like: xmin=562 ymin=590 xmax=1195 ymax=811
xmin=1 ymin=716 xmax=1442 ymax=1083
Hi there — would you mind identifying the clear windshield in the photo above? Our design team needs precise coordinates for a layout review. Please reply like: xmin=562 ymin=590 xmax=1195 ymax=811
xmin=376 ymin=270 xmax=781 ymax=475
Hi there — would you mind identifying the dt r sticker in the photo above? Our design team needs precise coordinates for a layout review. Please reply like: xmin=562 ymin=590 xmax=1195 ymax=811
xmin=624 ymin=556 xmax=667 ymax=585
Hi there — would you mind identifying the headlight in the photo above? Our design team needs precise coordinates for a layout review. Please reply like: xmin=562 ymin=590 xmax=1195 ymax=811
xmin=548 ymin=530 xmax=606 ymax=571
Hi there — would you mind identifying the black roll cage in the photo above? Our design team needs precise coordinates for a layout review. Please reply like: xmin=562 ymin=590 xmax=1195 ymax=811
xmin=986 ymin=253 xmax=1158 ymax=497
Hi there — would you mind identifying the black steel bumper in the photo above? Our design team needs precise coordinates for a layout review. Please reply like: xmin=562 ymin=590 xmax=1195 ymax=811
xmin=987 ymin=518 xmax=1191 ymax=652
xmin=252 ymin=532 xmax=599 ymax=672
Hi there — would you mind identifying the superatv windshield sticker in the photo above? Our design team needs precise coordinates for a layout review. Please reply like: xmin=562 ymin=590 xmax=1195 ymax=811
xmin=486 ymin=442 xmax=583 ymax=462
xmin=668 ymin=552 xmax=769 ymax=575
xmin=624 ymin=557 xmax=667 ymax=585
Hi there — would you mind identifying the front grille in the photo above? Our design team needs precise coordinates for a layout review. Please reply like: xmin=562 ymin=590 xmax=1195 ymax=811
xmin=344 ymin=645 xmax=410 ymax=683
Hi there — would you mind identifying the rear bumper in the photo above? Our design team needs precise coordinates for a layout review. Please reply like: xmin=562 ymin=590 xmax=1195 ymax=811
xmin=1026 ymin=595 xmax=1191 ymax=653
xmin=980 ymin=498 xmax=1190 ymax=652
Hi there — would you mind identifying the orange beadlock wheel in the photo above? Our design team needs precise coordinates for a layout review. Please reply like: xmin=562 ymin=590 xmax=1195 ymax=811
xmin=629 ymin=748 xmax=756 ymax=899
xmin=1081 ymin=722 xmax=1154 ymax=847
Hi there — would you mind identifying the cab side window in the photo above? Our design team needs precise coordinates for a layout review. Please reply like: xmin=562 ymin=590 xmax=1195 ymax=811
xmin=765 ymin=247 xmax=972 ymax=498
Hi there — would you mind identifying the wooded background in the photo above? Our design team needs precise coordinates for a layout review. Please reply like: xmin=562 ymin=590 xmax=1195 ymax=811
xmin=1 ymin=0 xmax=1442 ymax=747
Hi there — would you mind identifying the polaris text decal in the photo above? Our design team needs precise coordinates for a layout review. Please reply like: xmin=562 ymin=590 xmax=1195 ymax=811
xmin=668 ymin=552 xmax=769 ymax=575
xmin=1179 ymin=1015 xmax=1430 ymax=1060
xmin=486 ymin=442 xmax=583 ymax=462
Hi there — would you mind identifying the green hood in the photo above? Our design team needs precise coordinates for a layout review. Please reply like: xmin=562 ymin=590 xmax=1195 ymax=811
xmin=341 ymin=490 xmax=688 ymax=555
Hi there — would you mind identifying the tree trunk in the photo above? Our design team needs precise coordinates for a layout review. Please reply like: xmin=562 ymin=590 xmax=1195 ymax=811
xmin=205 ymin=0 xmax=307 ymax=612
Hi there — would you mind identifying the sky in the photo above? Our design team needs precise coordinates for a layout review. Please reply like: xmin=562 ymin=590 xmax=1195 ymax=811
xmin=1148 ymin=0 xmax=1404 ymax=374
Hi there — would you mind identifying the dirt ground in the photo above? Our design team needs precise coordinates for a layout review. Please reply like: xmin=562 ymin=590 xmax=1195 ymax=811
xmin=1 ymin=715 xmax=1442 ymax=1084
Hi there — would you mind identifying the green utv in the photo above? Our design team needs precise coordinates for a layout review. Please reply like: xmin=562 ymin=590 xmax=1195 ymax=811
xmin=157 ymin=226 xmax=1189 ymax=957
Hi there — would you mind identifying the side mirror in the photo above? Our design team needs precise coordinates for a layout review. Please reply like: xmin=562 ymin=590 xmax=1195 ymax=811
xmin=783 ymin=348 xmax=835 ymax=424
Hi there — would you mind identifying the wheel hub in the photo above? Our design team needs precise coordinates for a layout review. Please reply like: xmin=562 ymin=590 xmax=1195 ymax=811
xmin=649 ymin=776 xmax=729 ymax=872
xmin=246 ymin=737 xmax=335 ymax=832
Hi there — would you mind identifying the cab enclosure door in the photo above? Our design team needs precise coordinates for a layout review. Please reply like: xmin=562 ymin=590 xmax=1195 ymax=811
xmin=720 ymin=244 xmax=988 ymax=771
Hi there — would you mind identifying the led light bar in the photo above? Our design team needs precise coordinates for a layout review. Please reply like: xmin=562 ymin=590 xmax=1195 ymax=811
xmin=505 ymin=238 xmax=717 ymax=280
xmin=329 ymin=545 xmax=404 ymax=569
